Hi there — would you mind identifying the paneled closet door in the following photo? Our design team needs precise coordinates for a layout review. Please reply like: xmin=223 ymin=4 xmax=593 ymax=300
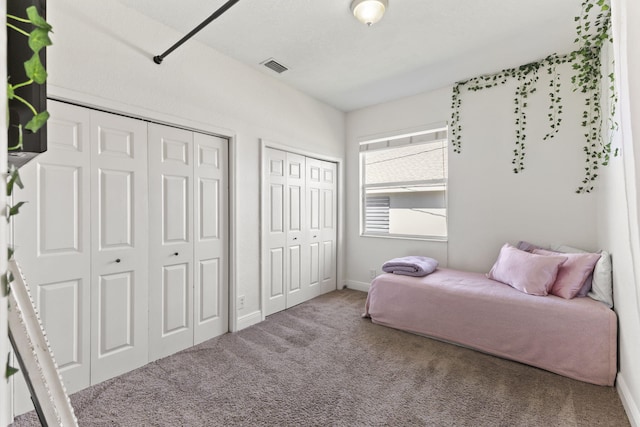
xmin=90 ymin=110 xmax=149 ymax=384
xmin=193 ymin=133 xmax=229 ymax=344
xmin=285 ymin=152 xmax=307 ymax=308
xmin=12 ymin=101 xmax=92 ymax=397
xmin=320 ymin=161 xmax=338 ymax=293
xmin=148 ymin=124 xmax=194 ymax=361
xmin=263 ymin=148 xmax=309 ymax=315
xmin=264 ymin=148 xmax=287 ymax=316
xmin=263 ymin=148 xmax=337 ymax=317
xmin=306 ymin=157 xmax=323 ymax=300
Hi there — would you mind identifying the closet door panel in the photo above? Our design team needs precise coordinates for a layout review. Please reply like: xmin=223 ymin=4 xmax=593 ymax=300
xmin=91 ymin=110 xmax=148 ymax=383
xmin=306 ymin=158 xmax=322 ymax=299
xmin=198 ymin=259 xmax=220 ymax=321
xmin=285 ymin=153 xmax=306 ymax=307
xmin=288 ymin=182 xmax=302 ymax=295
xmin=148 ymin=124 xmax=194 ymax=360
xmin=264 ymin=148 xmax=287 ymax=316
xmin=269 ymin=249 xmax=285 ymax=297
xmin=193 ymin=133 xmax=228 ymax=344
xmin=163 ymin=264 xmax=190 ymax=332
xmin=38 ymin=165 xmax=80 ymax=253
xmin=12 ymin=101 xmax=92 ymax=395
xmin=320 ymin=161 xmax=338 ymax=293
xmin=98 ymin=169 xmax=133 ymax=248
xmin=37 ymin=280 xmax=82 ymax=365
xmin=97 ymin=271 xmax=135 ymax=354
xmin=199 ymin=178 xmax=219 ymax=239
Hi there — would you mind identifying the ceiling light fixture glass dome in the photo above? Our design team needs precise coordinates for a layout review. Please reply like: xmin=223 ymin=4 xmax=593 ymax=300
xmin=350 ymin=0 xmax=388 ymax=26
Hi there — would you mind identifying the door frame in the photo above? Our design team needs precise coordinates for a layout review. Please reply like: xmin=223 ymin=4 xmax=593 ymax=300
xmin=259 ymin=139 xmax=344 ymax=322
xmin=46 ymin=91 xmax=238 ymax=333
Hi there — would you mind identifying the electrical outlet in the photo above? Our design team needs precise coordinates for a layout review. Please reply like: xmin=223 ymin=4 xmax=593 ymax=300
xmin=369 ymin=269 xmax=377 ymax=279
xmin=238 ymin=295 xmax=245 ymax=310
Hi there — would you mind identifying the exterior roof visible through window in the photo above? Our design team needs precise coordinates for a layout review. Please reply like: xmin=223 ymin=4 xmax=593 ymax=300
xmin=364 ymin=140 xmax=447 ymax=185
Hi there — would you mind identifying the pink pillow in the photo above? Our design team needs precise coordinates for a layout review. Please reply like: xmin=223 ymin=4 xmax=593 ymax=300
xmin=488 ymin=244 xmax=567 ymax=296
xmin=532 ymin=248 xmax=601 ymax=299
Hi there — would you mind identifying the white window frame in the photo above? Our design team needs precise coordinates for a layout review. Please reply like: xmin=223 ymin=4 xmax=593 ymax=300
xmin=359 ymin=123 xmax=448 ymax=241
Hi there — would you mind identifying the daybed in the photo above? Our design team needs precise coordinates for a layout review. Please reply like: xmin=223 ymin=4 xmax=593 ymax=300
xmin=364 ymin=267 xmax=617 ymax=386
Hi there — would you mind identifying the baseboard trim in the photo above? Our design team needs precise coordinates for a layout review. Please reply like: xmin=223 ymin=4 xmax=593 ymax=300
xmin=236 ymin=310 xmax=262 ymax=331
xmin=617 ymin=373 xmax=640 ymax=427
xmin=345 ymin=280 xmax=370 ymax=292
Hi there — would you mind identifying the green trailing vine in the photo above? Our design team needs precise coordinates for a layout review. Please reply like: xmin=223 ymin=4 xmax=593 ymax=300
xmin=571 ymin=0 xmax=616 ymax=192
xmin=2 ymin=168 xmax=23 ymax=302
xmin=4 ymin=5 xmax=52 ymax=379
xmin=450 ymin=0 xmax=615 ymax=193
xmin=6 ymin=5 xmax=52 ymax=150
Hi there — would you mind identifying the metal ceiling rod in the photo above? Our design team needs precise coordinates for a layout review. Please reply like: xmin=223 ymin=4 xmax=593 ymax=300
xmin=153 ymin=0 xmax=241 ymax=64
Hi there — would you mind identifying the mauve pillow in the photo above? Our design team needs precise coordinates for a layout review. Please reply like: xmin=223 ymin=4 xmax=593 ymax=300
xmin=533 ymin=248 xmax=601 ymax=299
xmin=533 ymin=246 xmax=592 ymax=296
xmin=488 ymin=244 xmax=567 ymax=296
xmin=516 ymin=240 xmax=544 ymax=253
xmin=548 ymin=245 xmax=593 ymax=297
xmin=551 ymin=244 xmax=613 ymax=307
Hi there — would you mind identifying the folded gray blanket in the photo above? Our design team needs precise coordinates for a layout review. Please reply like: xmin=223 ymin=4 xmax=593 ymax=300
xmin=381 ymin=256 xmax=439 ymax=277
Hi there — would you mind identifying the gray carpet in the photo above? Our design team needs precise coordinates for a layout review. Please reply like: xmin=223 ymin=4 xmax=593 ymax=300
xmin=12 ymin=289 xmax=630 ymax=426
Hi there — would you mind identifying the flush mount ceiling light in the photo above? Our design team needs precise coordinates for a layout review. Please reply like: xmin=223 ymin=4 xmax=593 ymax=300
xmin=350 ymin=0 xmax=388 ymax=26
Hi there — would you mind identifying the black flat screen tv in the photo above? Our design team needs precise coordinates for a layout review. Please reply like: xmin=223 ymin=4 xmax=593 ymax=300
xmin=7 ymin=0 xmax=48 ymax=168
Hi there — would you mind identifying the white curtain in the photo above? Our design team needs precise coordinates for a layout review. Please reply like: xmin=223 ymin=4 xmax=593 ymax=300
xmin=611 ymin=0 xmax=640 ymax=322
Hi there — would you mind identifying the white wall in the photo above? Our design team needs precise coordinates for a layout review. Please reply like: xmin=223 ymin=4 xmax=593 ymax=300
xmin=45 ymin=0 xmax=345 ymax=325
xmin=345 ymin=62 xmax=599 ymax=285
xmin=601 ymin=0 xmax=640 ymax=424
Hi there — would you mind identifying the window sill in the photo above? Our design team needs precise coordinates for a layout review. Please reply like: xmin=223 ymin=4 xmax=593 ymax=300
xmin=360 ymin=233 xmax=448 ymax=243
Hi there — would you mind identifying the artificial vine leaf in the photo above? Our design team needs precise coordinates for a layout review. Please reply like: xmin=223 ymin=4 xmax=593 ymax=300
xmin=1 ymin=273 xmax=7 ymax=297
xmin=26 ymin=6 xmax=52 ymax=31
xmin=24 ymin=53 xmax=47 ymax=84
xmin=25 ymin=111 xmax=50 ymax=133
xmin=6 ymin=361 xmax=19 ymax=379
xmin=2 ymin=270 xmax=14 ymax=296
xmin=7 ymin=165 xmax=24 ymax=196
xmin=28 ymin=28 xmax=52 ymax=53
xmin=8 ymin=202 xmax=27 ymax=221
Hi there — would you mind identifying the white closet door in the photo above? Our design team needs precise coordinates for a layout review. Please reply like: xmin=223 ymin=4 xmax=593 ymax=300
xmin=193 ymin=133 xmax=228 ymax=344
xmin=12 ymin=101 xmax=92 ymax=395
xmin=306 ymin=157 xmax=323 ymax=299
xmin=264 ymin=149 xmax=308 ymax=313
xmin=264 ymin=148 xmax=287 ymax=316
xmin=263 ymin=148 xmax=338 ymax=316
xmin=90 ymin=110 xmax=149 ymax=384
xmin=320 ymin=161 xmax=338 ymax=293
xmin=285 ymin=152 xmax=307 ymax=308
xmin=148 ymin=124 xmax=194 ymax=361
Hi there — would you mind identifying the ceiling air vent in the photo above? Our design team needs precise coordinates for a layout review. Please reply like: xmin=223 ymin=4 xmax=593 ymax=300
xmin=261 ymin=58 xmax=289 ymax=74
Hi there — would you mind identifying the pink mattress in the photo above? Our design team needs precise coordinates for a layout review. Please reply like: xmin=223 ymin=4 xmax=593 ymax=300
xmin=364 ymin=268 xmax=617 ymax=386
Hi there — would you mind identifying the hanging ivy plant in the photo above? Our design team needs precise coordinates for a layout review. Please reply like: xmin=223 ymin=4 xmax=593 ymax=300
xmin=450 ymin=0 xmax=615 ymax=193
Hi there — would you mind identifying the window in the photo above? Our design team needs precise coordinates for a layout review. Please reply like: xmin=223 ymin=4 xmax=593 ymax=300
xmin=360 ymin=125 xmax=448 ymax=240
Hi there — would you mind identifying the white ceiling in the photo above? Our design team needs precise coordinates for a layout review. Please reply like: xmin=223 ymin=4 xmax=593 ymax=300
xmin=116 ymin=0 xmax=581 ymax=112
